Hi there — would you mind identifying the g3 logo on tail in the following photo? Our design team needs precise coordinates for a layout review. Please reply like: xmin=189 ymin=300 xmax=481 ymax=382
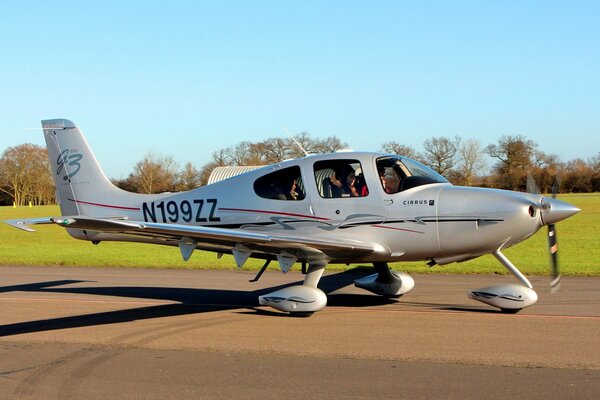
xmin=57 ymin=149 xmax=83 ymax=180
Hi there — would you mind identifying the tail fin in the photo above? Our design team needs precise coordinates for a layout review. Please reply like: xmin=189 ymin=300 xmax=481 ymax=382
xmin=42 ymin=119 xmax=135 ymax=217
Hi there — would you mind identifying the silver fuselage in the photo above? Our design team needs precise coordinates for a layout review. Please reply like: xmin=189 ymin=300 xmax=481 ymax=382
xmin=66 ymin=152 xmax=558 ymax=265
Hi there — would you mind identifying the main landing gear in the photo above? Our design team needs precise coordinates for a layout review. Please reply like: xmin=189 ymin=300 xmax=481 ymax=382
xmin=354 ymin=262 xmax=415 ymax=297
xmin=258 ymin=261 xmax=416 ymax=316
xmin=258 ymin=261 xmax=328 ymax=316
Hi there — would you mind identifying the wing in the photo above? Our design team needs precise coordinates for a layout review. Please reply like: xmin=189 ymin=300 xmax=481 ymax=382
xmin=5 ymin=216 xmax=376 ymax=270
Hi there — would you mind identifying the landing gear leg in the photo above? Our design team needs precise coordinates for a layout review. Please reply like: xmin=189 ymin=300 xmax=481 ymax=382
xmin=303 ymin=262 xmax=325 ymax=288
xmin=354 ymin=262 xmax=415 ymax=297
xmin=258 ymin=261 xmax=328 ymax=315
xmin=492 ymin=249 xmax=533 ymax=289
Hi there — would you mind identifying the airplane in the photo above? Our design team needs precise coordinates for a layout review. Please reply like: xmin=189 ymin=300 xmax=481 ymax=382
xmin=5 ymin=119 xmax=580 ymax=316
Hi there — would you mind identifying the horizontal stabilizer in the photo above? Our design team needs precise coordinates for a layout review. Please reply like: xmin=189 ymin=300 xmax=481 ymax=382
xmin=4 ymin=218 xmax=55 ymax=232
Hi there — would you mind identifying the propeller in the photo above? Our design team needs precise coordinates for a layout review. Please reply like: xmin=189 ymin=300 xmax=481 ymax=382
xmin=527 ymin=173 xmax=561 ymax=293
xmin=548 ymin=178 xmax=561 ymax=293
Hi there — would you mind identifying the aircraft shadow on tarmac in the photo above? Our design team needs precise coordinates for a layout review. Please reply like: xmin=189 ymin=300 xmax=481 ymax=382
xmin=0 ymin=270 xmax=489 ymax=337
xmin=0 ymin=270 xmax=398 ymax=337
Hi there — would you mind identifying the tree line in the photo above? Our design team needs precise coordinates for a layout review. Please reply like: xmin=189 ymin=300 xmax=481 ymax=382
xmin=384 ymin=135 xmax=600 ymax=193
xmin=1 ymin=133 xmax=599 ymax=206
xmin=0 ymin=144 xmax=55 ymax=206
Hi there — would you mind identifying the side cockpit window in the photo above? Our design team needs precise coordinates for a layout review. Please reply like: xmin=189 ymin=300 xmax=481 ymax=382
xmin=376 ymin=156 xmax=448 ymax=194
xmin=314 ymin=159 xmax=369 ymax=198
xmin=254 ymin=166 xmax=305 ymax=200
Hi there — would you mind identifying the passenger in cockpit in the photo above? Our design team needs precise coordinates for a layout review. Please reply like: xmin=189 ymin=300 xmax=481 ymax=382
xmin=288 ymin=178 xmax=300 ymax=200
xmin=378 ymin=166 xmax=390 ymax=194
xmin=354 ymin=173 xmax=368 ymax=196
xmin=270 ymin=179 xmax=300 ymax=200
xmin=344 ymin=170 xmax=360 ymax=197
xmin=329 ymin=167 xmax=363 ymax=197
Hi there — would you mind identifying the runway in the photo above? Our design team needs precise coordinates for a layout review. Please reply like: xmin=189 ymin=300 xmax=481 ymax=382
xmin=0 ymin=265 xmax=598 ymax=399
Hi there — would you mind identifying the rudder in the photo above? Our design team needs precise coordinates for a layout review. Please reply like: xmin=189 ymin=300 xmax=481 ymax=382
xmin=42 ymin=119 xmax=132 ymax=217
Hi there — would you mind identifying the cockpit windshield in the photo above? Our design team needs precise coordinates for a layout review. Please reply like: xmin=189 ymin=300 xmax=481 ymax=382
xmin=376 ymin=156 xmax=448 ymax=194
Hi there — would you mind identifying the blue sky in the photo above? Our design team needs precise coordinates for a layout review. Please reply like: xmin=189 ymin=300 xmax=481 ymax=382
xmin=1 ymin=1 xmax=598 ymax=178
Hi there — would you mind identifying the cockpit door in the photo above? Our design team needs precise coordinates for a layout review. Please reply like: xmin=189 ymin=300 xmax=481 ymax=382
xmin=302 ymin=156 xmax=387 ymax=226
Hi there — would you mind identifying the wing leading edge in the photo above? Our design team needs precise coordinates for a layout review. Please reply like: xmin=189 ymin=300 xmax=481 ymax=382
xmin=5 ymin=216 xmax=376 ymax=269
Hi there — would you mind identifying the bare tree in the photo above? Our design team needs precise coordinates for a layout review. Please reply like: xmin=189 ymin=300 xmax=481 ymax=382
xmin=0 ymin=144 xmax=53 ymax=205
xmin=176 ymin=162 xmax=202 ymax=191
xmin=288 ymin=132 xmax=314 ymax=158
xmin=210 ymin=148 xmax=230 ymax=166
xmin=196 ymin=133 xmax=347 ymax=185
xmin=205 ymin=133 xmax=345 ymax=170
xmin=111 ymin=177 xmax=138 ymax=193
xmin=380 ymin=141 xmax=419 ymax=159
xmin=175 ymin=162 xmax=202 ymax=191
xmin=129 ymin=152 xmax=179 ymax=193
xmin=259 ymin=137 xmax=292 ymax=164
xmin=456 ymin=139 xmax=486 ymax=186
xmin=288 ymin=132 xmax=347 ymax=158
xmin=561 ymin=158 xmax=594 ymax=193
xmin=527 ymin=151 xmax=561 ymax=193
xmin=421 ymin=136 xmax=460 ymax=176
xmin=314 ymin=136 xmax=347 ymax=153
xmin=223 ymin=141 xmax=265 ymax=166
xmin=588 ymin=152 xmax=600 ymax=174
xmin=590 ymin=152 xmax=600 ymax=192
xmin=485 ymin=135 xmax=537 ymax=190
xmin=28 ymin=146 xmax=55 ymax=205
xmin=225 ymin=141 xmax=251 ymax=165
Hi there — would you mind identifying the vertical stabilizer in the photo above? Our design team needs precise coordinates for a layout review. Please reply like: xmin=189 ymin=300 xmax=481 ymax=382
xmin=42 ymin=119 xmax=135 ymax=218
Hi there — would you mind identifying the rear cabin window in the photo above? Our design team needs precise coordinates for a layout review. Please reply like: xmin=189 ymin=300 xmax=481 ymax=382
xmin=253 ymin=166 xmax=305 ymax=200
xmin=314 ymin=159 xmax=369 ymax=198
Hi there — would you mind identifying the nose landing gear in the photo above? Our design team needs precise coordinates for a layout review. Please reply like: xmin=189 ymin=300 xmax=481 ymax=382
xmin=469 ymin=249 xmax=538 ymax=313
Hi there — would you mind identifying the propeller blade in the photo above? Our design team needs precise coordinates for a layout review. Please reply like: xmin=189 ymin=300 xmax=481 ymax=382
xmin=548 ymin=176 xmax=560 ymax=293
xmin=526 ymin=172 xmax=540 ymax=194
xmin=548 ymin=223 xmax=561 ymax=293
xmin=551 ymin=177 xmax=559 ymax=199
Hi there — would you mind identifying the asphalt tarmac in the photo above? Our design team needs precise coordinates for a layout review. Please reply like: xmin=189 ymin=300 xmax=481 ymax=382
xmin=0 ymin=265 xmax=598 ymax=399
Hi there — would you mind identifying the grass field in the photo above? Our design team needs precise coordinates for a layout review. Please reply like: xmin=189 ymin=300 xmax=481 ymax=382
xmin=1 ymin=193 xmax=598 ymax=276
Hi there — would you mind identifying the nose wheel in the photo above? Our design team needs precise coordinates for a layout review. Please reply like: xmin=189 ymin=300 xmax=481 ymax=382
xmin=469 ymin=249 xmax=538 ymax=312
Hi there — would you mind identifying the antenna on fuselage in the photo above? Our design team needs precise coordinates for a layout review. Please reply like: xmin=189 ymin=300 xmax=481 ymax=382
xmin=283 ymin=126 xmax=309 ymax=157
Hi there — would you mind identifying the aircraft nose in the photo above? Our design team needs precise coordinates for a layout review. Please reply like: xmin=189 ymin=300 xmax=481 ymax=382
xmin=541 ymin=197 xmax=580 ymax=225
